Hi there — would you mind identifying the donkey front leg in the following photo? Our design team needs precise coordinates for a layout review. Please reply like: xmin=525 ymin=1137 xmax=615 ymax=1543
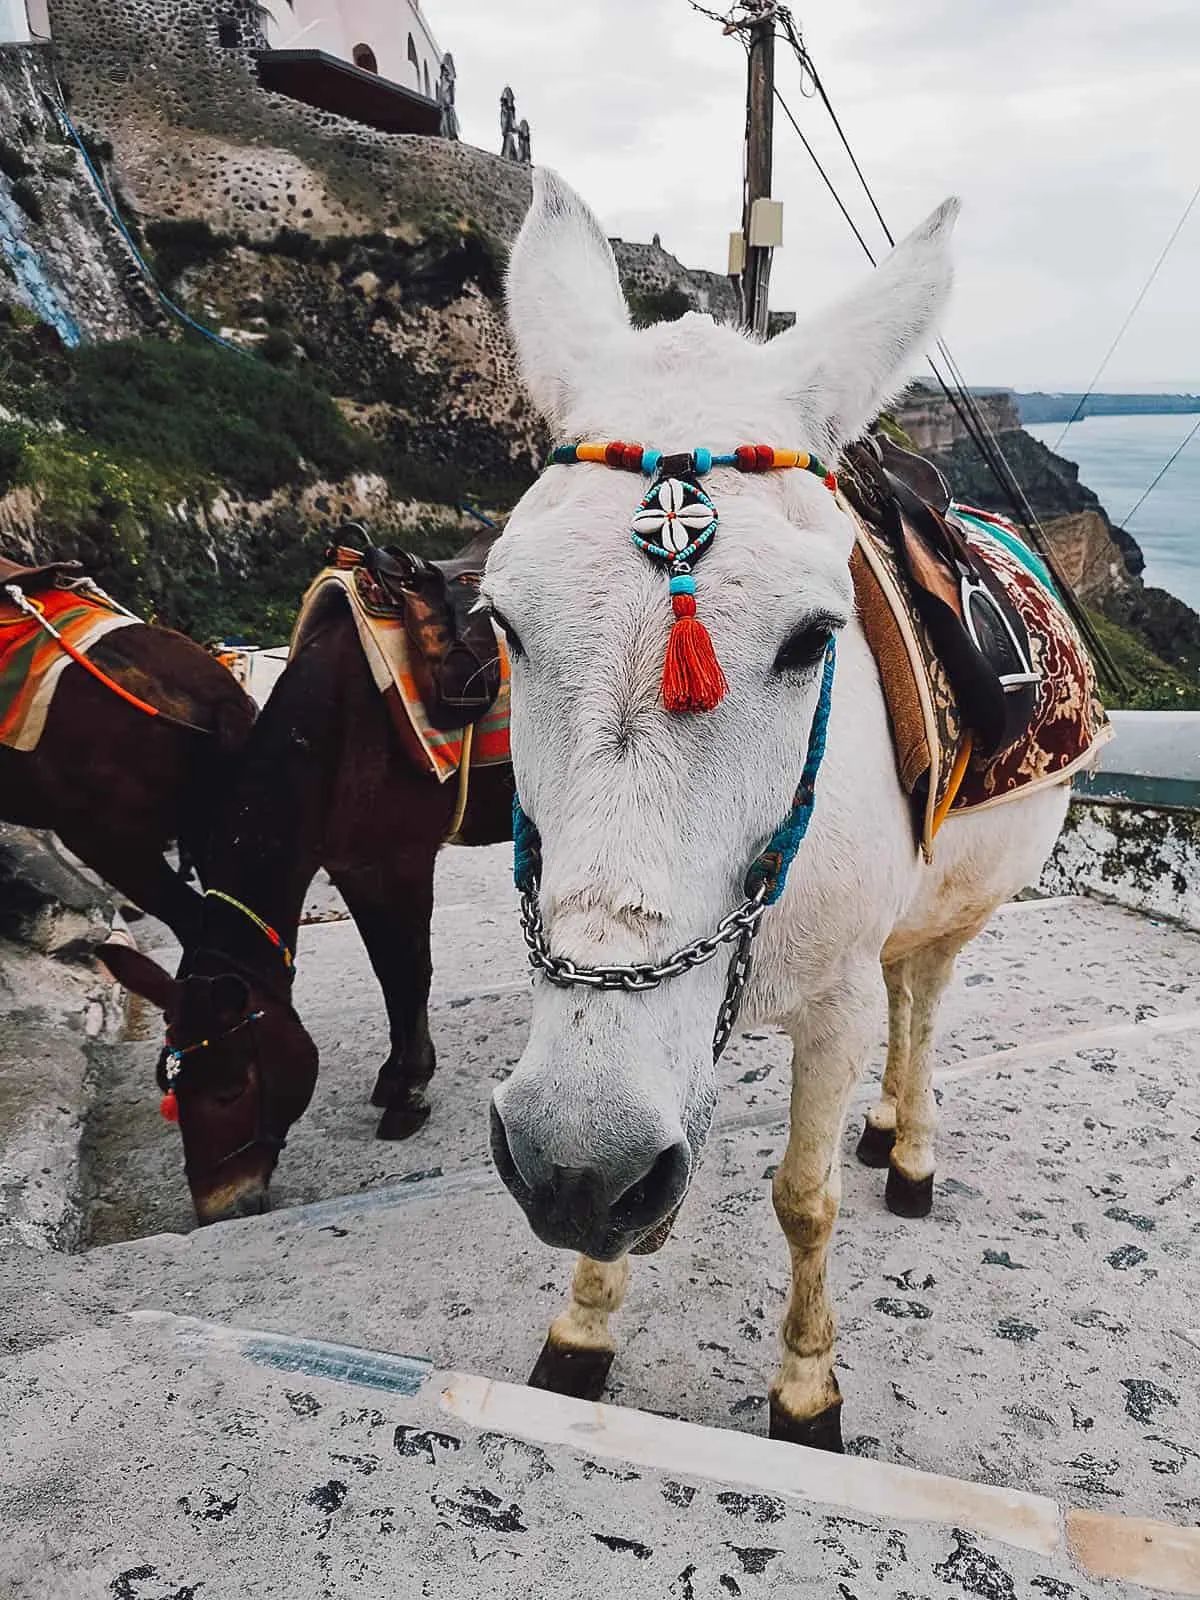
xmin=331 ymin=864 xmax=438 ymax=1141
xmin=528 ymin=1253 xmax=631 ymax=1401
xmin=770 ymin=1000 xmax=874 ymax=1453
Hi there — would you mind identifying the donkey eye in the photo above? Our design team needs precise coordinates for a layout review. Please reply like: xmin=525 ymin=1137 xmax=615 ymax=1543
xmin=490 ymin=609 xmax=525 ymax=660
xmin=773 ymin=617 xmax=838 ymax=676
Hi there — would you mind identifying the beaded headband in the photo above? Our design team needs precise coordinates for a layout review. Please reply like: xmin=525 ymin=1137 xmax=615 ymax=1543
xmin=549 ymin=441 xmax=839 ymax=714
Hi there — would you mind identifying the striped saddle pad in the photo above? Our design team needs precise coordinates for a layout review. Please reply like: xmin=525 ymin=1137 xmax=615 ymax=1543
xmin=849 ymin=500 xmax=1113 ymax=859
xmin=292 ymin=564 xmax=510 ymax=782
xmin=0 ymin=581 xmax=138 ymax=752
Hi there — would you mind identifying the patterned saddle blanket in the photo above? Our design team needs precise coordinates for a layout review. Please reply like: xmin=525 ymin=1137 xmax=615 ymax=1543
xmin=0 ymin=578 xmax=138 ymax=751
xmin=292 ymin=562 xmax=511 ymax=782
xmin=848 ymin=498 xmax=1112 ymax=859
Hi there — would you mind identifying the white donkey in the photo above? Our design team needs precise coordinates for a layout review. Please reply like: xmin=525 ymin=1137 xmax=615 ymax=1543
xmin=483 ymin=170 xmax=1069 ymax=1451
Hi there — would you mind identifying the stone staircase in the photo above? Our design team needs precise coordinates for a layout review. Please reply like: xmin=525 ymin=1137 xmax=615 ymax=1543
xmin=4 ymin=848 xmax=1200 ymax=1595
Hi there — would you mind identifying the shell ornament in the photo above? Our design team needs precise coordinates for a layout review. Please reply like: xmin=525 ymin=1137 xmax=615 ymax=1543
xmin=631 ymin=476 xmax=718 ymax=563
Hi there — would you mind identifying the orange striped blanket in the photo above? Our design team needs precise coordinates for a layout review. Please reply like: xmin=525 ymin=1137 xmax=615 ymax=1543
xmin=0 ymin=582 xmax=139 ymax=751
xmin=292 ymin=565 xmax=510 ymax=782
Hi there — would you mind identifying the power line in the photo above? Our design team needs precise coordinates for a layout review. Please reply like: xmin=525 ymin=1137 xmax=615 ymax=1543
xmin=772 ymin=86 xmax=877 ymax=265
xmin=1051 ymin=179 xmax=1200 ymax=452
xmin=1120 ymin=413 xmax=1200 ymax=529
xmin=767 ymin=21 xmax=1124 ymax=689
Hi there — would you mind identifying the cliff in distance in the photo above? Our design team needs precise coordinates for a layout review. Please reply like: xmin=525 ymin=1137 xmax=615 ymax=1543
xmin=893 ymin=384 xmax=1200 ymax=706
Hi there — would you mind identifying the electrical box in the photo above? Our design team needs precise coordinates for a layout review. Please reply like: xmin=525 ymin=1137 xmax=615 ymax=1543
xmin=748 ymin=198 xmax=784 ymax=249
xmin=727 ymin=231 xmax=746 ymax=276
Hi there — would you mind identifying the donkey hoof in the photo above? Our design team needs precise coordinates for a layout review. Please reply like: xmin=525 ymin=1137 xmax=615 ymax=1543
xmin=768 ymin=1394 xmax=844 ymax=1453
xmin=528 ymin=1339 xmax=614 ymax=1401
xmin=885 ymin=1164 xmax=934 ymax=1218
xmin=855 ymin=1119 xmax=896 ymax=1169
xmin=375 ymin=1090 xmax=432 ymax=1141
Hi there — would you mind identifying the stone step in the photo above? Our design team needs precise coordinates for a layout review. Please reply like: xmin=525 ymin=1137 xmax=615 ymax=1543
xmin=2 ymin=1305 xmax=1196 ymax=1597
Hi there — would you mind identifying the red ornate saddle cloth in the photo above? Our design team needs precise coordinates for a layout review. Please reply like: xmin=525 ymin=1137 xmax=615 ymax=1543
xmin=0 ymin=582 xmax=137 ymax=752
xmin=849 ymin=500 xmax=1112 ymax=859
xmin=292 ymin=564 xmax=511 ymax=782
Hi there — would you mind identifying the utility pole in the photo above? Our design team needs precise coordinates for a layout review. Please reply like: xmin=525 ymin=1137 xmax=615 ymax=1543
xmin=725 ymin=2 xmax=781 ymax=336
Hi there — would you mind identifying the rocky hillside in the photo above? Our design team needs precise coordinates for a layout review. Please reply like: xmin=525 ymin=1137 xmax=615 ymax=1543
xmin=0 ymin=4 xmax=752 ymax=643
xmin=893 ymin=384 xmax=1200 ymax=707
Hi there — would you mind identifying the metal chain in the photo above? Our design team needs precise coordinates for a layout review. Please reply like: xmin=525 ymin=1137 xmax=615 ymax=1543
xmin=518 ymin=883 xmax=768 ymax=1059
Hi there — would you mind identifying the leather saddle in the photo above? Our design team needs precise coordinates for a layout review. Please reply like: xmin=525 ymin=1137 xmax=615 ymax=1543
xmin=338 ymin=525 xmax=503 ymax=731
xmin=843 ymin=434 xmax=1040 ymax=759
xmin=0 ymin=554 xmax=83 ymax=591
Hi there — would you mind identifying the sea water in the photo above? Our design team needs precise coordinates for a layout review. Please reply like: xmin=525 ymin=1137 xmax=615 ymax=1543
xmin=1025 ymin=412 xmax=1200 ymax=611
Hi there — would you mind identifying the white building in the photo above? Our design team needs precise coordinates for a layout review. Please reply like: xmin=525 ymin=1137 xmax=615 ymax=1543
xmin=0 ymin=1 xmax=51 ymax=42
xmin=265 ymin=1 xmax=443 ymax=102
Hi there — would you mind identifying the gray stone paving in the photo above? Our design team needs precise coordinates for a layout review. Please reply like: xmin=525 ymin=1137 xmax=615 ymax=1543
xmin=0 ymin=1313 xmax=1131 ymax=1600
xmin=5 ymin=850 xmax=1200 ymax=1595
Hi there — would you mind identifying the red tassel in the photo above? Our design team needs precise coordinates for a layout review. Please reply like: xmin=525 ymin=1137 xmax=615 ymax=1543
xmin=662 ymin=593 xmax=727 ymax=714
xmin=160 ymin=1090 xmax=180 ymax=1123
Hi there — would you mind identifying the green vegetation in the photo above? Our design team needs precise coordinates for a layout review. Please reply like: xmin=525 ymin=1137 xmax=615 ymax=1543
xmin=145 ymin=218 xmax=232 ymax=286
xmin=1087 ymin=609 xmax=1200 ymax=711
xmin=0 ymin=287 xmax=530 ymax=641
xmin=876 ymin=412 xmax=919 ymax=452
xmin=60 ymin=339 xmax=360 ymax=497
xmin=625 ymin=284 xmax=693 ymax=327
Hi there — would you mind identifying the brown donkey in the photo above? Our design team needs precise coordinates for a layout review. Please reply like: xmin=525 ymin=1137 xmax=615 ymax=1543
xmin=0 ymin=558 xmax=256 ymax=941
xmin=100 ymin=581 xmax=513 ymax=1225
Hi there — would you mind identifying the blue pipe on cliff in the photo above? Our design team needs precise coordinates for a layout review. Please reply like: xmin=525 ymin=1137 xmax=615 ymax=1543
xmin=52 ymin=96 xmax=253 ymax=361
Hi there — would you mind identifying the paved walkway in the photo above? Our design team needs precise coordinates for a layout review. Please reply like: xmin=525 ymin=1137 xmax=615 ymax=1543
xmin=3 ymin=851 xmax=1199 ymax=1595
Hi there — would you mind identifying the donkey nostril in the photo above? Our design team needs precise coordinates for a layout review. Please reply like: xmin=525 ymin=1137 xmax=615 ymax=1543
xmin=613 ymin=1141 xmax=690 ymax=1232
xmin=490 ymin=1100 xmax=530 ymax=1199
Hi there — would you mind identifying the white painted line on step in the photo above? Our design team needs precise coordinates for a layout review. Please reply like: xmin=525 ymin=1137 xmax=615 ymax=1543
xmin=431 ymin=979 xmax=530 ymax=1007
xmin=441 ymin=1377 xmax=1200 ymax=1592
xmin=991 ymin=895 xmax=1082 ymax=915
xmin=933 ymin=1009 xmax=1200 ymax=1087
xmin=263 ymin=1166 xmax=503 ymax=1228
xmin=441 ymin=1371 xmax=1061 ymax=1558
xmin=128 ymin=1309 xmax=431 ymax=1395
xmin=722 ymin=1009 xmax=1200 ymax=1139
xmin=1067 ymin=1509 xmax=1200 ymax=1594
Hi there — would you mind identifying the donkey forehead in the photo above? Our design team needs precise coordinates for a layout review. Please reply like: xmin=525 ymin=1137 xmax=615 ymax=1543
xmin=489 ymin=465 xmax=855 ymax=626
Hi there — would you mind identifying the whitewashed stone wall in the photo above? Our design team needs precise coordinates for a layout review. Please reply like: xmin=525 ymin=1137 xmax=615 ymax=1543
xmin=1041 ymin=798 xmax=1200 ymax=931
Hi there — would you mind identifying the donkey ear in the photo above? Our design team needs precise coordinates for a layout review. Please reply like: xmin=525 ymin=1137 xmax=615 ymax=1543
xmin=506 ymin=167 xmax=632 ymax=427
xmin=766 ymin=197 xmax=960 ymax=452
xmin=96 ymin=942 xmax=180 ymax=1012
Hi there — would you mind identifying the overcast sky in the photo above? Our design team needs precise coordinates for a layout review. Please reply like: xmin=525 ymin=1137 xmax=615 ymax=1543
xmin=438 ymin=0 xmax=1200 ymax=392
